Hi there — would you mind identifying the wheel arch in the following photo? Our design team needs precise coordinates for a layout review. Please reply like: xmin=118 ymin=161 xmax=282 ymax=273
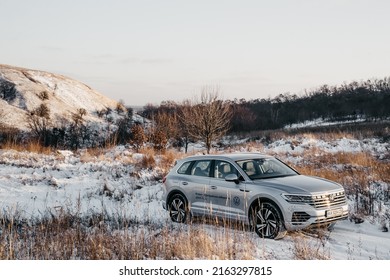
xmin=248 ymin=196 xmax=285 ymax=223
xmin=166 ymin=190 xmax=189 ymax=210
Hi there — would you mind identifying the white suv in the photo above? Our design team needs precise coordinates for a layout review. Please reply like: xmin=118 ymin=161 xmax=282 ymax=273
xmin=162 ymin=153 xmax=349 ymax=239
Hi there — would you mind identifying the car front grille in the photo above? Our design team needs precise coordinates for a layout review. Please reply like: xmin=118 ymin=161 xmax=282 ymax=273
xmin=292 ymin=212 xmax=311 ymax=224
xmin=309 ymin=191 xmax=347 ymax=209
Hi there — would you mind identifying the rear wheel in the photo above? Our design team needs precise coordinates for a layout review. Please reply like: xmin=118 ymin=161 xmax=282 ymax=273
xmin=250 ymin=202 xmax=286 ymax=239
xmin=169 ymin=193 xmax=188 ymax=223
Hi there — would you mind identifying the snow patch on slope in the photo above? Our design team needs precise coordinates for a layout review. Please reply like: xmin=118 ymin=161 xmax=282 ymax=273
xmin=0 ymin=64 xmax=119 ymax=130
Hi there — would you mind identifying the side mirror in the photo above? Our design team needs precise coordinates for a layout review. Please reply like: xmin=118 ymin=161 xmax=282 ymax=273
xmin=225 ymin=174 xmax=239 ymax=184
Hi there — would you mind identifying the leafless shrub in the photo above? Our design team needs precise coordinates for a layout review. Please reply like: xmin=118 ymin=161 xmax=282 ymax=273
xmin=150 ymin=129 xmax=168 ymax=152
xmin=96 ymin=109 xmax=105 ymax=118
xmin=37 ymin=91 xmax=49 ymax=100
xmin=71 ymin=108 xmax=87 ymax=125
xmin=115 ymin=100 xmax=126 ymax=114
xmin=130 ymin=124 xmax=146 ymax=152
xmin=25 ymin=103 xmax=52 ymax=146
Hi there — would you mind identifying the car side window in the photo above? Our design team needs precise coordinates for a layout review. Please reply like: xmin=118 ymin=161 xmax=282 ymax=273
xmin=177 ymin=161 xmax=193 ymax=174
xmin=191 ymin=160 xmax=211 ymax=177
xmin=238 ymin=160 xmax=258 ymax=176
xmin=214 ymin=160 xmax=238 ymax=179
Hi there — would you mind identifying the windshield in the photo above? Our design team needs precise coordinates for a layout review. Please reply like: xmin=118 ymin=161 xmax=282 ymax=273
xmin=236 ymin=158 xmax=298 ymax=180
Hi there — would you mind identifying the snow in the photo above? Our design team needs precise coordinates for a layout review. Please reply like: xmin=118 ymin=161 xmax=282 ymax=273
xmin=0 ymin=137 xmax=389 ymax=260
xmin=263 ymin=137 xmax=388 ymax=157
xmin=284 ymin=117 xmax=369 ymax=129
xmin=0 ymin=64 xmax=119 ymax=130
xmin=327 ymin=220 xmax=390 ymax=259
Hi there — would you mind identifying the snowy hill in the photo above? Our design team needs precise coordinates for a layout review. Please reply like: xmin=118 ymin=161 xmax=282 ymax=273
xmin=0 ymin=64 xmax=119 ymax=130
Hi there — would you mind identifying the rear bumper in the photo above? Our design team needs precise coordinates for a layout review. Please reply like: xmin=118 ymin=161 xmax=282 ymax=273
xmin=162 ymin=200 xmax=167 ymax=210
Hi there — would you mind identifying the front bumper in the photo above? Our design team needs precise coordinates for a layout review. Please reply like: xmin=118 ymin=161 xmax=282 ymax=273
xmin=283 ymin=203 xmax=349 ymax=231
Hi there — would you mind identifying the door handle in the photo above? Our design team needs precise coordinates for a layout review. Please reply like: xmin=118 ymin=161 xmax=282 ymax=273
xmin=239 ymin=189 xmax=250 ymax=192
xmin=210 ymin=186 xmax=217 ymax=189
xmin=182 ymin=182 xmax=188 ymax=185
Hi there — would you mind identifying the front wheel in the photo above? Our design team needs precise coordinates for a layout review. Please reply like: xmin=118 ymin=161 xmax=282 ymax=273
xmin=168 ymin=194 xmax=188 ymax=223
xmin=250 ymin=202 xmax=286 ymax=239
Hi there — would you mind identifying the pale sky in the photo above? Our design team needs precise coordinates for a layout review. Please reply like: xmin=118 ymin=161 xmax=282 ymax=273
xmin=1 ymin=0 xmax=390 ymax=106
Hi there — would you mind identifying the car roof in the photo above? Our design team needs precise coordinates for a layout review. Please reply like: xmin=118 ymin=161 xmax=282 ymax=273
xmin=178 ymin=152 xmax=274 ymax=163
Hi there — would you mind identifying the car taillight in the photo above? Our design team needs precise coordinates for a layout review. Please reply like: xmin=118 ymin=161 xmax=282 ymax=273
xmin=162 ymin=177 xmax=166 ymax=184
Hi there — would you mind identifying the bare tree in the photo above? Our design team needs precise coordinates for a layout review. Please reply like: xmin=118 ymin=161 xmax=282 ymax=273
xmin=177 ymin=99 xmax=194 ymax=153
xmin=26 ymin=103 xmax=52 ymax=145
xmin=69 ymin=108 xmax=88 ymax=149
xmin=183 ymin=87 xmax=232 ymax=154
xmin=113 ymin=106 xmax=133 ymax=145
xmin=154 ymin=110 xmax=178 ymax=141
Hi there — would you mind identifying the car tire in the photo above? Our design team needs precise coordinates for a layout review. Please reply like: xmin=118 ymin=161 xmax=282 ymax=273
xmin=169 ymin=193 xmax=188 ymax=223
xmin=250 ymin=202 xmax=286 ymax=239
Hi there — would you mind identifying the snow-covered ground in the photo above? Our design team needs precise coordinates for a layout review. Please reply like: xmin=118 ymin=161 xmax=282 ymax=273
xmin=0 ymin=136 xmax=389 ymax=260
xmin=283 ymin=116 xmax=387 ymax=129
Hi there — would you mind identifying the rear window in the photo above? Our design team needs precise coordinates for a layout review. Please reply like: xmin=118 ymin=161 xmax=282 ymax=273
xmin=177 ymin=161 xmax=192 ymax=174
xmin=191 ymin=160 xmax=211 ymax=177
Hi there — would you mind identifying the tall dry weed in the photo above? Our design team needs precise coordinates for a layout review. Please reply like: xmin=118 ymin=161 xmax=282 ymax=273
xmin=291 ymin=232 xmax=330 ymax=260
xmin=0 ymin=213 xmax=257 ymax=260
xmin=1 ymin=140 xmax=52 ymax=154
xmin=139 ymin=147 xmax=156 ymax=169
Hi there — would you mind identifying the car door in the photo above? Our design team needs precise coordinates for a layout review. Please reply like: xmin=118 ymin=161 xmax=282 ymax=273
xmin=182 ymin=159 xmax=212 ymax=216
xmin=208 ymin=160 xmax=248 ymax=221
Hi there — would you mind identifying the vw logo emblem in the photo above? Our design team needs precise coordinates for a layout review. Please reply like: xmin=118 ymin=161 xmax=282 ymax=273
xmin=233 ymin=196 xmax=240 ymax=206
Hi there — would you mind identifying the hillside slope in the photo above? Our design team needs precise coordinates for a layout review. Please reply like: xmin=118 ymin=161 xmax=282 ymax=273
xmin=0 ymin=64 xmax=119 ymax=130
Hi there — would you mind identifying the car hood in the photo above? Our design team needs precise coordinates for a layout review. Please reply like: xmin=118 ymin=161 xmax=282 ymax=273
xmin=250 ymin=175 xmax=343 ymax=194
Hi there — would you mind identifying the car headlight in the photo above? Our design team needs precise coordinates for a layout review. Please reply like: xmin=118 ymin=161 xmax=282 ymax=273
xmin=281 ymin=193 xmax=313 ymax=204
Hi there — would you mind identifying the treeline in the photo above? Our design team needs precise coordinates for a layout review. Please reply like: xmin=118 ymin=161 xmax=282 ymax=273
xmin=143 ymin=77 xmax=390 ymax=133
xmin=1 ymin=77 xmax=389 ymax=152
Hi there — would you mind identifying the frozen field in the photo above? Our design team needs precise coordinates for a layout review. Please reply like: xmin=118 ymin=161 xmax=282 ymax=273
xmin=0 ymin=136 xmax=389 ymax=259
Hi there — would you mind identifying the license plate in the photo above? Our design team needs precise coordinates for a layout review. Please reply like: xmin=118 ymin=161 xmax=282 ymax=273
xmin=326 ymin=208 xmax=343 ymax=218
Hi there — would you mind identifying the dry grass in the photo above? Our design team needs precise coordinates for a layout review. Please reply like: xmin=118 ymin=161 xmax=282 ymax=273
xmin=80 ymin=147 xmax=107 ymax=158
xmin=290 ymin=149 xmax=390 ymax=217
xmin=0 ymin=140 xmax=52 ymax=154
xmin=79 ymin=150 xmax=97 ymax=163
xmin=0 ymin=213 xmax=256 ymax=260
xmin=291 ymin=232 xmax=330 ymax=260
xmin=294 ymin=151 xmax=389 ymax=189
xmin=139 ymin=147 xmax=156 ymax=169
xmin=308 ymin=150 xmax=374 ymax=167
xmin=158 ymin=149 xmax=181 ymax=172
xmin=306 ymin=131 xmax=355 ymax=142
